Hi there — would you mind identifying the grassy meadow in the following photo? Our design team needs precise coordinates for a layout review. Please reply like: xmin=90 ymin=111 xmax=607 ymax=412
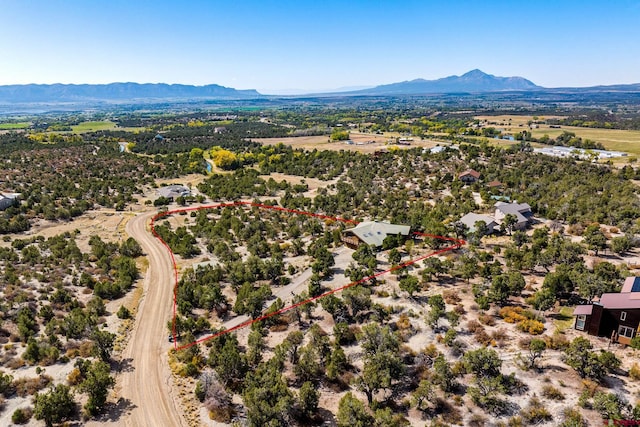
xmin=0 ymin=122 xmax=30 ymax=130
xmin=476 ymin=114 xmax=640 ymax=157
xmin=70 ymin=120 xmax=117 ymax=133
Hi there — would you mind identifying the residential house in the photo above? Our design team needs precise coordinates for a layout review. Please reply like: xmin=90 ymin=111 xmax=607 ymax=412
xmin=0 ymin=193 xmax=20 ymax=211
xmin=157 ymin=185 xmax=191 ymax=201
xmin=487 ymin=180 xmax=504 ymax=189
xmin=493 ymin=201 xmax=532 ymax=230
xmin=459 ymin=169 xmax=481 ymax=184
xmin=424 ymin=144 xmax=459 ymax=155
xmin=574 ymin=277 xmax=640 ymax=345
xmin=342 ymin=221 xmax=411 ymax=248
xmin=457 ymin=213 xmax=498 ymax=234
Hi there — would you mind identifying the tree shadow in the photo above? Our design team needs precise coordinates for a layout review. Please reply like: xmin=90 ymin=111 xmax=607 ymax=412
xmin=317 ymin=407 xmax=337 ymax=426
xmin=602 ymin=374 xmax=629 ymax=393
xmin=544 ymin=364 xmax=568 ymax=373
xmin=92 ymin=397 xmax=137 ymax=423
xmin=115 ymin=358 xmax=134 ymax=373
xmin=549 ymin=311 xmax=573 ymax=323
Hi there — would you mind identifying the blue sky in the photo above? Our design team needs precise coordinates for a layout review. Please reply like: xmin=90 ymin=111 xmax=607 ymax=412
xmin=1 ymin=0 xmax=639 ymax=93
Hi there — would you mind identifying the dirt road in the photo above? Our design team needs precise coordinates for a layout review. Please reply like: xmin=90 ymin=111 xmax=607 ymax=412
xmin=118 ymin=211 xmax=187 ymax=427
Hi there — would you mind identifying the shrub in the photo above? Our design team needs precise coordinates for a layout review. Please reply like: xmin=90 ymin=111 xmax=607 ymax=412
xmin=117 ymin=306 xmax=132 ymax=319
xmin=592 ymin=391 xmax=628 ymax=419
xmin=67 ymin=368 xmax=83 ymax=386
xmin=630 ymin=363 xmax=640 ymax=380
xmin=396 ymin=313 xmax=412 ymax=330
xmin=521 ymin=397 xmax=552 ymax=423
xmin=544 ymin=332 xmax=569 ymax=350
xmin=498 ymin=416 xmax=524 ymax=427
xmin=468 ymin=413 xmax=487 ymax=427
xmin=478 ymin=313 xmax=495 ymax=326
xmin=421 ymin=343 xmax=439 ymax=359
xmin=517 ymin=319 xmax=545 ymax=335
xmin=542 ymin=384 xmax=565 ymax=401
xmin=582 ymin=379 xmax=599 ymax=398
xmin=518 ymin=337 xmax=532 ymax=349
xmin=0 ymin=370 xmax=14 ymax=395
xmin=474 ymin=329 xmax=492 ymax=346
xmin=559 ymin=408 xmax=586 ymax=427
xmin=491 ymin=328 xmax=509 ymax=347
xmin=443 ymin=290 xmax=461 ymax=304
xmin=443 ymin=329 xmax=457 ymax=346
xmin=13 ymin=375 xmax=52 ymax=397
xmin=499 ymin=306 xmax=527 ymax=323
xmin=499 ymin=307 xmax=545 ymax=334
xmin=466 ymin=320 xmax=483 ymax=333
xmin=11 ymin=407 xmax=32 ymax=424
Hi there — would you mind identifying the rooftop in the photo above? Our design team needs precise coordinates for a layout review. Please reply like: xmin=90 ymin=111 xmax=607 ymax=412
xmin=573 ymin=305 xmax=594 ymax=315
xmin=621 ymin=276 xmax=640 ymax=293
xmin=157 ymin=184 xmax=190 ymax=199
xmin=345 ymin=221 xmax=410 ymax=247
xmin=458 ymin=213 xmax=497 ymax=232
xmin=459 ymin=169 xmax=480 ymax=179
xmin=598 ymin=292 xmax=640 ymax=309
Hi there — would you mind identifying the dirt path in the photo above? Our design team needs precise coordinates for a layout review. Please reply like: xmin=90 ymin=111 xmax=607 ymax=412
xmin=116 ymin=211 xmax=187 ymax=427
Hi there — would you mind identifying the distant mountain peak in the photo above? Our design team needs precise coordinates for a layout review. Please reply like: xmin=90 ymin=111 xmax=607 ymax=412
xmin=353 ymin=70 xmax=540 ymax=95
xmin=461 ymin=69 xmax=488 ymax=77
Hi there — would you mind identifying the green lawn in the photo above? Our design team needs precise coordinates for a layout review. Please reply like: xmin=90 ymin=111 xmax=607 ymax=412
xmin=70 ymin=121 xmax=117 ymax=133
xmin=0 ymin=122 xmax=30 ymax=130
xmin=553 ymin=306 xmax=576 ymax=332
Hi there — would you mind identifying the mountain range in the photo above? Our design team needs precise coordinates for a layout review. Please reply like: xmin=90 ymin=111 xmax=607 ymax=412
xmin=346 ymin=69 xmax=540 ymax=95
xmin=0 ymin=82 xmax=260 ymax=103
xmin=1 ymin=70 xmax=639 ymax=105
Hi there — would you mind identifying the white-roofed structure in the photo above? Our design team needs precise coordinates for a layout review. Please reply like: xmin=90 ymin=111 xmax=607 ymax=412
xmin=0 ymin=193 xmax=20 ymax=211
xmin=458 ymin=213 xmax=498 ymax=234
xmin=157 ymin=184 xmax=191 ymax=201
xmin=342 ymin=221 xmax=411 ymax=248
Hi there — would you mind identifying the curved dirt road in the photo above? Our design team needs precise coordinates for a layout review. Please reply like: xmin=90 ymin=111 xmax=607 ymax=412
xmin=118 ymin=211 xmax=187 ymax=427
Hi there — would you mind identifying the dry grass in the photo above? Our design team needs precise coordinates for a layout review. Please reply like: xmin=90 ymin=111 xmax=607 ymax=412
xmin=255 ymin=132 xmax=440 ymax=153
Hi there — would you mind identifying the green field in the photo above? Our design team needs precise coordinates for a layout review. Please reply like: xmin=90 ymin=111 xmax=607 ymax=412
xmin=0 ymin=122 xmax=30 ymax=130
xmin=529 ymin=126 xmax=640 ymax=156
xmin=70 ymin=121 xmax=117 ymax=133
xmin=475 ymin=114 xmax=640 ymax=157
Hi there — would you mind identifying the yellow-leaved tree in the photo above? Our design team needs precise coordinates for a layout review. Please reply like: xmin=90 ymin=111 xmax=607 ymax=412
xmin=210 ymin=147 xmax=239 ymax=170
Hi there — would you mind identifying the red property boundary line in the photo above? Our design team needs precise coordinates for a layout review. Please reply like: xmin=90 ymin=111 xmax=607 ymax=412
xmin=149 ymin=201 xmax=466 ymax=351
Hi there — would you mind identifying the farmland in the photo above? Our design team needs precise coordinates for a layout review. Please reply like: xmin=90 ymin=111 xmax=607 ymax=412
xmin=476 ymin=114 xmax=640 ymax=156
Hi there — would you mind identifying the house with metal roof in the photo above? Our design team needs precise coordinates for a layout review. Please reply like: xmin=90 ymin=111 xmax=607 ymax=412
xmin=573 ymin=277 xmax=640 ymax=345
xmin=342 ymin=221 xmax=411 ymax=248
xmin=493 ymin=201 xmax=532 ymax=230
xmin=457 ymin=213 xmax=498 ymax=234
xmin=459 ymin=169 xmax=481 ymax=184
xmin=157 ymin=184 xmax=191 ymax=201
xmin=0 ymin=193 xmax=20 ymax=211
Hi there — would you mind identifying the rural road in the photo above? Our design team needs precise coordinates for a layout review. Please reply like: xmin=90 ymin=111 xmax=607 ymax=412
xmin=110 ymin=206 xmax=353 ymax=426
xmin=117 ymin=210 xmax=187 ymax=427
